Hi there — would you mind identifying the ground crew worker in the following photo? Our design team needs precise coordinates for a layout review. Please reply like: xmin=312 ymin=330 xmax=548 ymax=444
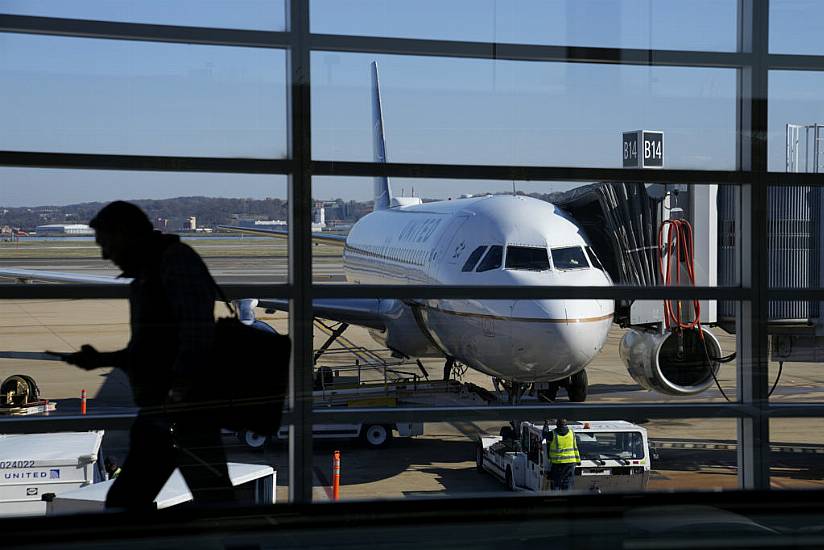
xmin=544 ymin=418 xmax=580 ymax=491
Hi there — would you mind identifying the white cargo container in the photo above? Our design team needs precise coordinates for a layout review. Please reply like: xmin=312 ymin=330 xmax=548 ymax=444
xmin=0 ymin=431 xmax=104 ymax=516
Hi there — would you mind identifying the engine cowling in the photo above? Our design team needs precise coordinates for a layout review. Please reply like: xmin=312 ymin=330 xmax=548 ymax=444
xmin=619 ymin=327 xmax=722 ymax=396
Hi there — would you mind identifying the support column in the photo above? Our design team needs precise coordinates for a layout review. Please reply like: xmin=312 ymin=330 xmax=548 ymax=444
xmin=287 ymin=0 xmax=314 ymax=503
xmin=735 ymin=0 xmax=770 ymax=490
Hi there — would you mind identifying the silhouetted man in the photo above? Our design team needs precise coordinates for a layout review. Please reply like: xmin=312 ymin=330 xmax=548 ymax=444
xmin=62 ymin=201 xmax=234 ymax=510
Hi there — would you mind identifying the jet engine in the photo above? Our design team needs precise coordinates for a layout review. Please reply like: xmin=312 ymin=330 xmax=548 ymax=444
xmin=619 ymin=327 xmax=722 ymax=396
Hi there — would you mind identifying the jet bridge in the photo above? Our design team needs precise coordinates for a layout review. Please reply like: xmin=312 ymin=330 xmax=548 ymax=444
xmin=553 ymin=182 xmax=663 ymax=326
xmin=554 ymin=182 xmax=724 ymax=396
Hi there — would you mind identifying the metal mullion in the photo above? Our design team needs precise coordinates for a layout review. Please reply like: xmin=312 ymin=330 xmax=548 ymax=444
xmin=0 ymin=284 xmax=129 ymax=299
xmin=311 ymin=33 xmax=748 ymax=68
xmin=765 ymin=172 xmax=824 ymax=187
xmin=313 ymin=404 xmax=756 ymax=424
xmin=0 ymin=403 xmax=755 ymax=434
xmin=0 ymin=151 xmax=293 ymax=175
xmin=311 ymin=284 xmax=749 ymax=301
xmin=0 ymin=14 xmax=290 ymax=49
xmin=287 ymin=0 xmax=314 ymax=505
xmin=0 ymin=414 xmax=137 ymax=434
xmin=735 ymin=0 xmax=771 ymax=491
xmin=769 ymin=53 xmax=824 ymax=72
xmin=0 ymin=284 xmax=292 ymax=300
xmin=214 ymin=284 xmax=293 ymax=300
xmin=312 ymin=161 xmax=748 ymax=185
xmin=768 ymin=404 xmax=824 ymax=418
xmin=769 ymin=288 xmax=824 ymax=301
xmin=8 ymin=402 xmax=824 ymax=435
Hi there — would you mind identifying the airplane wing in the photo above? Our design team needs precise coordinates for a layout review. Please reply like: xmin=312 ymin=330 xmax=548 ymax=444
xmin=0 ymin=269 xmax=385 ymax=330
xmin=0 ymin=268 xmax=130 ymax=285
xmin=258 ymin=298 xmax=385 ymax=331
xmin=218 ymin=225 xmax=347 ymax=247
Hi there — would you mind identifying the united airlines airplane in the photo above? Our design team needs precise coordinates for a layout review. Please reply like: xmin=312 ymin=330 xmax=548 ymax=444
xmin=220 ymin=63 xmax=615 ymax=401
xmin=0 ymin=63 xmax=614 ymax=402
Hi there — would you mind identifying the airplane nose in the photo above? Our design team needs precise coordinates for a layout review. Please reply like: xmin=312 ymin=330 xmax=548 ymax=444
xmin=511 ymin=299 xmax=566 ymax=321
xmin=508 ymin=299 xmax=612 ymax=380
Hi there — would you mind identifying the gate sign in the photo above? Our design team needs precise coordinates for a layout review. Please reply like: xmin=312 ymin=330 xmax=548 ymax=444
xmin=622 ymin=130 xmax=664 ymax=169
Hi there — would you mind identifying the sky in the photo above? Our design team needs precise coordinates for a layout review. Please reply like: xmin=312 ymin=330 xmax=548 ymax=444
xmin=1 ymin=0 xmax=823 ymax=206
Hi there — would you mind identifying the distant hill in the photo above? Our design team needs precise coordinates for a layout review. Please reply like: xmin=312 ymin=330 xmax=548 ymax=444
xmin=0 ymin=196 xmax=367 ymax=231
xmin=1 ymin=191 xmax=569 ymax=232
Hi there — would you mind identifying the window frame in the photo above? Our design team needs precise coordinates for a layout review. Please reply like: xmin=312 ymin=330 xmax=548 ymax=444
xmin=1 ymin=1 xmax=821 ymax=502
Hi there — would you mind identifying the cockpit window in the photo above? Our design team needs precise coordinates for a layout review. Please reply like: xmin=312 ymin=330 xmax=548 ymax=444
xmin=585 ymin=246 xmax=605 ymax=271
xmin=551 ymin=246 xmax=589 ymax=270
xmin=505 ymin=246 xmax=550 ymax=271
xmin=462 ymin=246 xmax=487 ymax=272
xmin=475 ymin=245 xmax=503 ymax=272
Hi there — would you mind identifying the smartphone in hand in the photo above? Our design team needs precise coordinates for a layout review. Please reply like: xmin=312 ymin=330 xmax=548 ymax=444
xmin=44 ymin=350 xmax=72 ymax=362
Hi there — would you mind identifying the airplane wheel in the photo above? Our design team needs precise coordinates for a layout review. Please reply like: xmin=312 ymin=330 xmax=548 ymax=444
xmin=238 ymin=430 xmax=269 ymax=450
xmin=505 ymin=467 xmax=515 ymax=491
xmin=361 ymin=424 xmax=393 ymax=449
xmin=568 ymin=369 xmax=588 ymax=402
xmin=476 ymin=444 xmax=485 ymax=472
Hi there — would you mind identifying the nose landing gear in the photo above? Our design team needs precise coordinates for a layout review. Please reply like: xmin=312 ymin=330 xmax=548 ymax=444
xmin=534 ymin=369 xmax=589 ymax=403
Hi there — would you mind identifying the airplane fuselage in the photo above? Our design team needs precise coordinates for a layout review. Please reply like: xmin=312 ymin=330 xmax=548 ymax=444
xmin=342 ymin=194 xmax=614 ymax=383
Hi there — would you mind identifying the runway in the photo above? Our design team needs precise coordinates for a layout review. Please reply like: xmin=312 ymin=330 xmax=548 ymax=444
xmin=2 ymin=245 xmax=824 ymax=502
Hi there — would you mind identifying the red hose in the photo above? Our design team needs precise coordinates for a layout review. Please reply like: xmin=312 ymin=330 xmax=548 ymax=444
xmin=658 ymin=219 xmax=703 ymax=338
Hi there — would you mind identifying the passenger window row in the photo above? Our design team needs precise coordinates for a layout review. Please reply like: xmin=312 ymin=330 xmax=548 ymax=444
xmin=346 ymin=244 xmax=427 ymax=266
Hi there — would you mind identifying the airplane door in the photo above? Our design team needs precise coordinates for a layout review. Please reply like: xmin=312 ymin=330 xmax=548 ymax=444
xmin=440 ymin=214 xmax=470 ymax=266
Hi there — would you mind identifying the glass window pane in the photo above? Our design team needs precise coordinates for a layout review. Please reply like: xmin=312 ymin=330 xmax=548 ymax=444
xmin=0 ymin=34 xmax=287 ymax=158
xmin=312 ymin=52 xmax=737 ymax=169
xmin=312 ymin=177 xmax=738 ymax=287
xmin=505 ymin=246 xmax=550 ymax=271
xmin=770 ymin=0 xmax=824 ymax=55
xmin=0 ymin=168 xmax=288 ymax=283
xmin=476 ymin=245 xmax=503 ymax=272
xmin=551 ymin=246 xmax=588 ymax=270
xmin=586 ymin=246 xmax=605 ymax=272
xmin=462 ymin=246 xmax=487 ymax=272
xmin=769 ymin=419 xmax=824 ymax=489
xmin=0 ymin=0 xmax=286 ymax=31
xmin=312 ymin=0 xmax=737 ymax=52
xmin=769 ymin=71 xmax=824 ymax=173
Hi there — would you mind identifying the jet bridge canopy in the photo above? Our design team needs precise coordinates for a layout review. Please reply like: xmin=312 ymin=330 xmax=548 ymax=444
xmin=552 ymin=182 xmax=663 ymax=325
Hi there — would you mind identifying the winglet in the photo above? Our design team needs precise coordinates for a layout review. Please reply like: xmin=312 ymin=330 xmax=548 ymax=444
xmin=371 ymin=61 xmax=393 ymax=211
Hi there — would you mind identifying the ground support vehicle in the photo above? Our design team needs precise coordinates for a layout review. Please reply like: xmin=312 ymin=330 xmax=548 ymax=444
xmin=477 ymin=420 xmax=650 ymax=493
xmin=239 ymin=374 xmax=491 ymax=450
xmin=0 ymin=431 xmax=104 ymax=516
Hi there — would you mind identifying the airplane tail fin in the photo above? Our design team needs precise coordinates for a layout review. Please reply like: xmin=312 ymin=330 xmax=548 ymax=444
xmin=371 ymin=61 xmax=393 ymax=211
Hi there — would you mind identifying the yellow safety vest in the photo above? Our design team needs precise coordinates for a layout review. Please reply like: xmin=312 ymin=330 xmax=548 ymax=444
xmin=548 ymin=430 xmax=580 ymax=464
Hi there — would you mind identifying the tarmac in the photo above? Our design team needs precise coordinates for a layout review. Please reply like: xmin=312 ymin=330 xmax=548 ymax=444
xmin=1 ymin=241 xmax=823 ymax=504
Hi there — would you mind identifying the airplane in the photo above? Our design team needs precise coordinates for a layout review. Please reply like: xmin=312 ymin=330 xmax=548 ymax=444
xmin=0 ymin=62 xmax=616 ymax=403
xmin=218 ymin=62 xmax=615 ymax=402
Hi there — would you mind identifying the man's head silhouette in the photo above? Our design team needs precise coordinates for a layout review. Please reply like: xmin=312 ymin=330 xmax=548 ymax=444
xmin=89 ymin=201 xmax=154 ymax=275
